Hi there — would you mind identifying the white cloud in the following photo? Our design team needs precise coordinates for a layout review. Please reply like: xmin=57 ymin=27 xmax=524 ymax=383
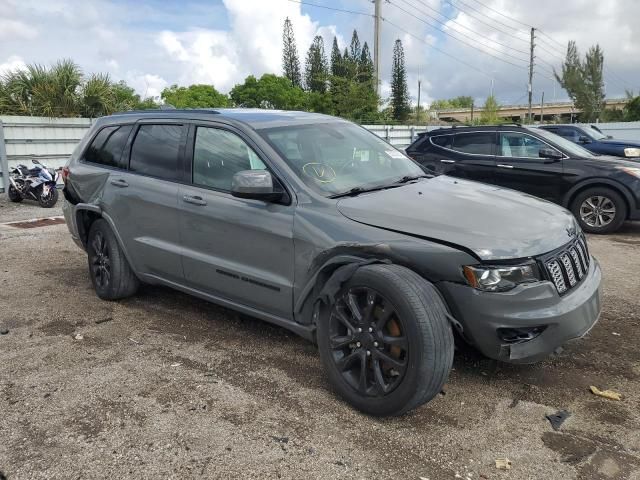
xmin=0 ymin=55 xmax=26 ymax=75
xmin=124 ymin=73 xmax=168 ymax=100
xmin=0 ymin=19 xmax=37 ymax=40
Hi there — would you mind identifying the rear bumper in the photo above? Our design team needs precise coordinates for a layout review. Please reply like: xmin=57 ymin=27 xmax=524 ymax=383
xmin=439 ymin=257 xmax=602 ymax=363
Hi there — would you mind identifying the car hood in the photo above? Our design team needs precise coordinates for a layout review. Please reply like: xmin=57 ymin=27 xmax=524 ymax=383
xmin=597 ymin=138 xmax=640 ymax=148
xmin=337 ymin=176 xmax=578 ymax=261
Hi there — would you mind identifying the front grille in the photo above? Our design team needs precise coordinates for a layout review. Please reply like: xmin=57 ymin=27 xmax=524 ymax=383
xmin=543 ymin=235 xmax=590 ymax=295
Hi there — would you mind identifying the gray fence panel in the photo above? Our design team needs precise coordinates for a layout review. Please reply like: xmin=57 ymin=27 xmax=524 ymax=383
xmin=0 ymin=121 xmax=8 ymax=193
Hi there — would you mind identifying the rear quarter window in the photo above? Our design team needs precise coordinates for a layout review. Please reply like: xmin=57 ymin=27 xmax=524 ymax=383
xmin=430 ymin=134 xmax=453 ymax=149
xmin=84 ymin=125 xmax=133 ymax=168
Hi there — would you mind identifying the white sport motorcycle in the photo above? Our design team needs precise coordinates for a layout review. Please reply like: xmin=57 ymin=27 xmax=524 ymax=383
xmin=8 ymin=160 xmax=60 ymax=208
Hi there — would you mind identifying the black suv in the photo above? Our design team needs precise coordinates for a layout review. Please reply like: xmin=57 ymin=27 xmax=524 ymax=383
xmin=539 ymin=124 xmax=640 ymax=158
xmin=406 ymin=125 xmax=640 ymax=234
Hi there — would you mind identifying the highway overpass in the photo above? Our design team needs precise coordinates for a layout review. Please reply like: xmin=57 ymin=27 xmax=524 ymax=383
xmin=436 ymin=98 xmax=628 ymax=123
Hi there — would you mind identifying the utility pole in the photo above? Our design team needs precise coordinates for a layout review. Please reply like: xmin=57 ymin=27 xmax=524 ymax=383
xmin=374 ymin=0 xmax=382 ymax=96
xmin=527 ymin=27 xmax=535 ymax=124
xmin=416 ymin=79 xmax=422 ymax=123
xmin=540 ymin=91 xmax=544 ymax=124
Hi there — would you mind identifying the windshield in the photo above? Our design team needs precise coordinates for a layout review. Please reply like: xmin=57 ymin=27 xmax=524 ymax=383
xmin=583 ymin=126 xmax=607 ymax=140
xmin=532 ymin=128 xmax=597 ymax=158
xmin=258 ymin=122 xmax=425 ymax=196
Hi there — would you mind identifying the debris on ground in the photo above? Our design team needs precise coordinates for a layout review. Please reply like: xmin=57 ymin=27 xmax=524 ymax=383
xmin=170 ymin=363 xmax=182 ymax=367
xmin=495 ymin=458 xmax=512 ymax=470
xmin=590 ymin=386 xmax=622 ymax=401
xmin=546 ymin=409 xmax=571 ymax=431
xmin=73 ymin=333 xmax=83 ymax=340
xmin=94 ymin=317 xmax=112 ymax=324
xmin=0 ymin=326 xmax=9 ymax=335
xmin=270 ymin=436 xmax=289 ymax=444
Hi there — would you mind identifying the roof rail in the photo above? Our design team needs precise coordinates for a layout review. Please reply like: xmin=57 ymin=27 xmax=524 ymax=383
xmin=111 ymin=108 xmax=221 ymax=116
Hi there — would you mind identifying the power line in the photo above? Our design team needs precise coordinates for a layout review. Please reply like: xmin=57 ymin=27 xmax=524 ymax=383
xmin=382 ymin=16 xmax=525 ymax=92
xmin=408 ymin=0 xmax=530 ymax=56
xmin=465 ymin=0 xmax=532 ymax=29
xmin=285 ymin=0 xmax=372 ymax=17
xmin=389 ymin=0 xmax=531 ymax=70
xmin=448 ymin=0 xmax=527 ymax=36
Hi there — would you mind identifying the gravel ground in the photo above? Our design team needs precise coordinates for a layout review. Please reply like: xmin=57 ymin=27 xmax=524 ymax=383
xmin=1 ymin=194 xmax=639 ymax=480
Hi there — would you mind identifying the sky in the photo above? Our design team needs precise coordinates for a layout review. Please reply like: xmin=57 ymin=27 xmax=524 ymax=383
xmin=1 ymin=0 xmax=639 ymax=108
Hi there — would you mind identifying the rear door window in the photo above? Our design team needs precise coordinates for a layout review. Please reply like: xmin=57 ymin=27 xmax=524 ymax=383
xmin=452 ymin=132 xmax=495 ymax=155
xmin=129 ymin=124 xmax=185 ymax=181
xmin=84 ymin=125 xmax=133 ymax=168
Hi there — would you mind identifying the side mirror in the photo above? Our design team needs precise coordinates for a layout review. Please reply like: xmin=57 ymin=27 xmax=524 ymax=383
xmin=539 ymin=148 xmax=563 ymax=160
xmin=231 ymin=170 xmax=282 ymax=202
xmin=578 ymin=135 xmax=591 ymax=144
xmin=32 ymin=159 xmax=41 ymax=165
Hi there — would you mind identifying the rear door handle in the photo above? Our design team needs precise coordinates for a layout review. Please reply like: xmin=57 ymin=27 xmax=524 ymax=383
xmin=497 ymin=164 xmax=514 ymax=169
xmin=440 ymin=159 xmax=456 ymax=164
xmin=110 ymin=178 xmax=128 ymax=187
xmin=183 ymin=195 xmax=207 ymax=206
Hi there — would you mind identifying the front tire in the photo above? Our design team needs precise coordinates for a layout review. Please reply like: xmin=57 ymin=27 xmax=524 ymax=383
xmin=571 ymin=187 xmax=627 ymax=234
xmin=317 ymin=264 xmax=454 ymax=416
xmin=8 ymin=185 xmax=23 ymax=203
xmin=87 ymin=219 xmax=139 ymax=300
xmin=38 ymin=187 xmax=59 ymax=208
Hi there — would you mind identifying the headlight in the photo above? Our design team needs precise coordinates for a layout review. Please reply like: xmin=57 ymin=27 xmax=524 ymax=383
xmin=623 ymin=148 xmax=640 ymax=157
xmin=463 ymin=264 xmax=540 ymax=292
xmin=618 ymin=166 xmax=640 ymax=179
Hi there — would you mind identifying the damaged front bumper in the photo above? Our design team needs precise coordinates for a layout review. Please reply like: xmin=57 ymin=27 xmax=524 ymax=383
xmin=439 ymin=257 xmax=602 ymax=363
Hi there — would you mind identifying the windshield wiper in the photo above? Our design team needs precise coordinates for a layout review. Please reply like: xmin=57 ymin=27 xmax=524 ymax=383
xmin=329 ymin=184 xmax=400 ymax=199
xmin=394 ymin=174 xmax=430 ymax=184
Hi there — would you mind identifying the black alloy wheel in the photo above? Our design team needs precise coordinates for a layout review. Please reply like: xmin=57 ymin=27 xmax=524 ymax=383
xmin=90 ymin=230 xmax=111 ymax=290
xmin=328 ymin=287 xmax=408 ymax=397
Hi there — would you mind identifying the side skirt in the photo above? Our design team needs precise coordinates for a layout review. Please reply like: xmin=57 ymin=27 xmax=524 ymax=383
xmin=141 ymin=274 xmax=316 ymax=342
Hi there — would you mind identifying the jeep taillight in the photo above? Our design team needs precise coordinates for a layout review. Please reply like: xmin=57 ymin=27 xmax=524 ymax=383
xmin=61 ymin=166 xmax=70 ymax=184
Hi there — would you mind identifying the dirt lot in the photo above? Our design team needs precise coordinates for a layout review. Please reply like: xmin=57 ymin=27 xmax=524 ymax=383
xmin=1 ymin=194 xmax=639 ymax=480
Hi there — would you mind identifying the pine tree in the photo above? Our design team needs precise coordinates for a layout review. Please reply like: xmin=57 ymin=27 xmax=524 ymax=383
xmin=282 ymin=17 xmax=302 ymax=88
xmin=359 ymin=41 xmax=374 ymax=86
xmin=330 ymin=37 xmax=344 ymax=78
xmin=390 ymin=39 xmax=411 ymax=121
xmin=349 ymin=30 xmax=361 ymax=62
xmin=305 ymin=36 xmax=329 ymax=93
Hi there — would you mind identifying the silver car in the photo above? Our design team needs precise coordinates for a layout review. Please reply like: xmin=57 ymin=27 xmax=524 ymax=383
xmin=63 ymin=109 xmax=601 ymax=416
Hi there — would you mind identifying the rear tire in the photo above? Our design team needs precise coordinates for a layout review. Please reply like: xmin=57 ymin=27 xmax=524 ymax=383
xmin=38 ymin=187 xmax=59 ymax=208
xmin=8 ymin=185 xmax=22 ymax=203
xmin=317 ymin=264 xmax=454 ymax=416
xmin=87 ymin=219 xmax=139 ymax=300
xmin=571 ymin=187 xmax=627 ymax=234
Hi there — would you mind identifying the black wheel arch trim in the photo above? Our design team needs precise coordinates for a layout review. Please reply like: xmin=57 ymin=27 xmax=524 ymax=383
xmin=73 ymin=204 xmax=139 ymax=280
xmin=562 ymin=178 xmax=636 ymax=215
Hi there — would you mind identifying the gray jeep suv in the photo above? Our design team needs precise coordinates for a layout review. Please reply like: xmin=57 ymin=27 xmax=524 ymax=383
xmin=63 ymin=109 xmax=602 ymax=416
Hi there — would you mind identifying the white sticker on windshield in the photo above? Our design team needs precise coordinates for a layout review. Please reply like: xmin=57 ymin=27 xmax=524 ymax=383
xmin=386 ymin=150 xmax=407 ymax=159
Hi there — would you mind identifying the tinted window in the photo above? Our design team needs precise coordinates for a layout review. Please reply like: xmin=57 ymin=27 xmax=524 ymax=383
xmin=193 ymin=127 xmax=266 ymax=191
xmin=499 ymin=132 xmax=552 ymax=158
xmin=129 ymin=124 xmax=184 ymax=181
xmin=557 ymin=128 xmax=579 ymax=141
xmin=85 ymin=125 xmax=132 ymax=168
xmin=452 ymin=132 xmax=494 ymax=155
xmin=431 ymin=135 xmax=452 ymax=149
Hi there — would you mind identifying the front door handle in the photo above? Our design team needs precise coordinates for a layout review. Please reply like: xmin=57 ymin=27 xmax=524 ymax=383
xmin=110 ymin=178 xmax=129 ymax=187
xmin=440 ymin=159 xmax=456 ymax=164
xmin=183 ymin=195 xmax=207 ymax=206
xmin=497 ymin=164 xmax=514 ymax=169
